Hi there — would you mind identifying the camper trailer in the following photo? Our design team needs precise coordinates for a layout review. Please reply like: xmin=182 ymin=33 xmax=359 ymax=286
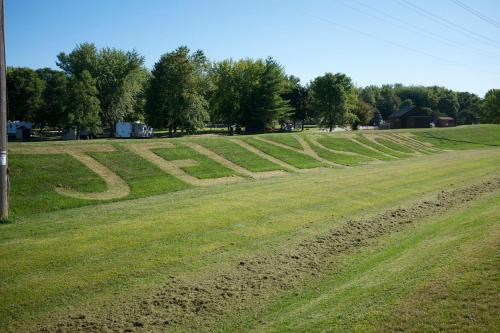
xmin=115 ymin=122 xmax=154 ymax=138
xmin=7 ymin=121 xmax=32 ymax=139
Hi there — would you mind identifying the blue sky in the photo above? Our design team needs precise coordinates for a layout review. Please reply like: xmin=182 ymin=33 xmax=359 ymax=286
xmin=6 ymin=0 xmax=500 ymax=96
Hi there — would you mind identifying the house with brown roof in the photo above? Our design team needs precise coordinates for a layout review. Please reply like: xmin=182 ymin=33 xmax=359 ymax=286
xmin=388 ymin=106 xmax=433 ymax=129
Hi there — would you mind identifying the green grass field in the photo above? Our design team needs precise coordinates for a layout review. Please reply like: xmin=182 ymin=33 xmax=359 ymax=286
xmin=9 ymin=154 xmax=106 ymax=217
xmin=1 ymin=125 xmax=499 ymax=332
xmin=304 ymin=136 xmax=372 ymax=166
xmin=374 ymin=137 xmax=416 ymax=154
xmin=153 ymin=143 xmax=239 ymax=179
xmin=195 ymin=138 xmax=283 ymax=172
xmin=316 ymin=136 xmax=395 ymax=160
xmin=263 ymin=134 xmax=304 ymax=150
xmin=90 ymin=147 xmax=190 ymax=197
xmin=355 ymin=135 xmax=411 ymax=158
xmin=240 ymin=137 xmax=326 ymax=169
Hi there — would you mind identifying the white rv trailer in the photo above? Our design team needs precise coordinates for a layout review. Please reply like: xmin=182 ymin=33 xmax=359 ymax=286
xmin=7 ymin=121 xmax=33 ymax=139
xmin=115 ymin=122 xmax=154 ymax=138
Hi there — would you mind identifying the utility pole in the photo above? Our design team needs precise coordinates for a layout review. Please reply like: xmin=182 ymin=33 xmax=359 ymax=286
xmin=0 ymin=0 xmax=8 ymax=221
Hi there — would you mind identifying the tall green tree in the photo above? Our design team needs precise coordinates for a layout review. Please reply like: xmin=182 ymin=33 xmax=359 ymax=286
xmin=66 ymin=70 xmax=102 ymax=134
xmin=209 ymin=57 xmax=290 ymax=133
xmin=209 ymin=59 xmax=240 ymax=129
xmin=310 ymin=73 xmax=356 ymax=131
xmin=6 ymin=67 xmax=45 ymax=122
xmin=436 ymin=88 xmax=459 ymax=118
xmin=352 ymin=99 xmax=375 ymax=129
xmin=358 ymin=85 xmax=380 ymax=107
xmin=95 ymin=48 xmax=146 ymax=131
xmin=481 ymin=89 xmax=500 ymax=123
xmin=57 ymin=43 xmax=99 ymax=79
xmin=400 ymin=98 xmax=414 ymax=108
xmin=242 ymin=58 xmax=291 ymax=132
xmin=58 ymin=43 xmax=147 ymax=132
xmin=376 ymin=85 xmax=401 ymax=119
xmin=457 ymin=92 xmax=481 ymax=124
xmin=145 ymin=46 xmax=209 ymax=134
xmin=395 ymin=85 xmax=438 ymax=110
xmin=36 ymin=68 xmax=69 ymax=129
xmin=282 ymin=76 xmax=309 ymax=130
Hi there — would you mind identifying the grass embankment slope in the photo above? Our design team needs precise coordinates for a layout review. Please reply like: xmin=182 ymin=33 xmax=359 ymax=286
xmin=412 ymin=124 xmax=500 ymax=149
xmin=9 ymin=129 xmax=439 ymax=216
xmin=1 ymin=125 xmax=499 ymax=332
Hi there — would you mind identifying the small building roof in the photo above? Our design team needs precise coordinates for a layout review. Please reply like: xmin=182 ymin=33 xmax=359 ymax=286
xmin=436 ymin=116 xmax=454 ymax=120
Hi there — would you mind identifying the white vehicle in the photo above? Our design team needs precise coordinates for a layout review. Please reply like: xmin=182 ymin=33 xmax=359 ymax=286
xmin=7 ymin=121 xmax=32 ymax=136
xmin=115 ymin=121 xmax=154 ymax=138
xmin=7 ymin=121 xmax=32 ymax=138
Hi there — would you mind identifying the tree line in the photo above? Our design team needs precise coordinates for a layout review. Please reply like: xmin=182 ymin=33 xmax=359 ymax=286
xmin=7 ymin=43 xmax=500 ymax=136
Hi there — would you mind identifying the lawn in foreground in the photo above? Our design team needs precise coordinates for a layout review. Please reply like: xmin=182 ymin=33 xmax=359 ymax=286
xmin=0 ymin=149 xmax=499 ymax=331
xmin=221 ymin=190 xmax=499 ymax=332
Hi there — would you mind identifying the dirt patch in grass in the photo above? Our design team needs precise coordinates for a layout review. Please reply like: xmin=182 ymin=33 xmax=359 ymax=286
xmin=29 ymin=177 xmax=500 ymax=332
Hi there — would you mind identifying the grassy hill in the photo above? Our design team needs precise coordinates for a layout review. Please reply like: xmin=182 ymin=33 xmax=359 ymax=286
xmin=11 ymin=125 xmax=500 ymax=217
xmin=1 ymin=125 xmax=499 ymax=332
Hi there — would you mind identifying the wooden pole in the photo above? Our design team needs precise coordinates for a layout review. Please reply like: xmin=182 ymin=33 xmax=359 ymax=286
xmin=0 ymin=0 xmax=8 ymax=221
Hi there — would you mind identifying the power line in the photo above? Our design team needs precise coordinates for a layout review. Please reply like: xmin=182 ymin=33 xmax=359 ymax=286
xmin=395 ymin=0 xmax=500 ymax=49
xmin=337 ymin=0 xmax=500 ymax=59
xmin=296 ymin=9 xmax=500 ymax=78
xmin=449 ymin=0 xmax=500 ymax=29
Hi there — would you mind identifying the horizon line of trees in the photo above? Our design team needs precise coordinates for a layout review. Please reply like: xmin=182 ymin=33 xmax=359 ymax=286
xmin=6 ymin=43 xmax=500 ymax=136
